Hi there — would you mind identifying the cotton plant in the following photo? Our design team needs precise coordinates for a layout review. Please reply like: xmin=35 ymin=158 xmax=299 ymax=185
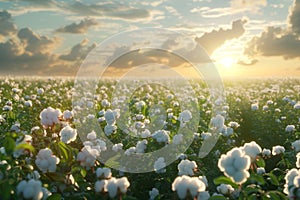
xmin=241 ymin=141 xmax=262 ymax=162
xmin=59 ymin=126 xmax=77 ymax=144
xmin=172 ymin=175 xmax=206 ymax=199
xmin=95 ymin=176 xmax=130 ymax=198
xmin=35 ymin=148 xmax=60 ymax=173
xmin=177 ymin=159 xmax=198 ymax=176
xmin=39 ymin=107 xmax=62 ymax=128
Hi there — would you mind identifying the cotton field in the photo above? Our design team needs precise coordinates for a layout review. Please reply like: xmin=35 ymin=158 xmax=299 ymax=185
xmin=2 ymin=77 xmax=300 ymax=199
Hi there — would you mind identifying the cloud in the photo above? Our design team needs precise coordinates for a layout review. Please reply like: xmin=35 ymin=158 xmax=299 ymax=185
xmin=0 ymin=10 xmax=17 ymax=39
xmin=230 ymin=0 xmax=267 ymax=12
xmin=59 ymin=39 xmax=96 ymax=61
xmin=195 ymin=19 xmax=247 ymax=54
xmin=243 ymin=0 xmax=300 ymax=60
xmin=56 ymin=18 xmax=99 ymax=34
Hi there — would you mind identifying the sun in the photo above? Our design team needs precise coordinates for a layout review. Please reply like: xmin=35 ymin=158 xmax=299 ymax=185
xmin=220 ymin=57 xmax=236 ymax=68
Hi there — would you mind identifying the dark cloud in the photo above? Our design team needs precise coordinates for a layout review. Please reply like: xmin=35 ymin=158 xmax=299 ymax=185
xmin=0 ymin=10 xmax=17 ymax=39
xmin=18 ymin=28 xmax=59 ymax=54
xmin=243 ymin=0 xmax=300 ymax=61
xmin=195 ymin=19 xmax=247 ymax=55
xmin=56 ymin=18 xmax=99 ymax=34
xmin=59 ymin=39 xmax=96 ymax=61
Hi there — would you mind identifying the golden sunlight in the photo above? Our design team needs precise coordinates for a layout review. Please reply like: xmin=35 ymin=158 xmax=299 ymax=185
xmin=219 ymin=57 xmax=236 ymax=69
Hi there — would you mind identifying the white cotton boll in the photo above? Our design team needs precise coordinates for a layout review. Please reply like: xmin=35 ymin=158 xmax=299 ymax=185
xmin=95 ymin=180 xmax=107 ymax=193
xmin=242 ymin=141 xmax=262 ymax=161
xmin=152 ymin=130 xmax=170 ymax=144
xmin=292 ymin=140 xmax=300 ymax=152
xmin=77 ymin=146 xmax=99 ymax=169
xmin=96 ymin=167 xmax=112 ymax=179
xmin=141 ymin=129 xmax=151 ymax=138
xmin=125 ymin=147 xmax=136 ymax=156
xmin=59 ymin=126 xmax=77 ymax=144
xmin=101 ymin=99 xmax=110 ymax=107
xmin=294 ymin=102 xmax=300 ymax=109
xmin=95 ymin=139 xmax=107 ymax=151
xmin=178 ymin=110 xmax=192 ymax=124
xmin=112 ymin=143 xmax=123 ymax=152
xmin=218 ymin=147 xmax=251 ymax=184
xmin=286 ymin=125 xmax=296 ymax=132
xmin=35 ymin=148 xmax=59 ymax=173
xmin=228 ymin=121 xmax=240 ymax=128
xmin=172 ymin=134 xmax=183 ymax=145
xmin=136 ymin=140 xmax=148 ymax=153
xmin=296 ymin=153 xmax=300 ymax=168
xmin=172 ymin=175 xmax=206 ymax=199
xmin=272 ymin=145 xmax=285 ymax=155
xmin=198 ymin=176 xmax=208 ymax=187
xmin=251 ymin=103 xmax=259 ymax=111
xmin=284 ymin=168 xmax=300 ymax=195
xmin=42 ymin=187 xmax=52 ymax=200
xmin=117 ymin=177 xmax=130 ymax=194
xmin=262 ymin=105 xmax=269 ymax=111
xmin=178 ymin=159 xmax=197 ymax=176
xmin=197 ymin=191 xmax=210 ymax=200
xmin=149 ymin=187 xmax=159 ymax=200
xmin=24 ymin=100 xmax=32 ymax=107
xmin=104 ymin=109 xmax=116 ymax=125
xmin=63 ymin=110 xmax=73 ymax=120
xmin=135 ymin=100 xmax=146 ymax=111
xmin=294 ymin=175 xmax=300 ymax=188
xmin=39 ymin=107 xmax=62 ymax=128
xmin=257 ymin=167 xmax=266 ymax=174
xmin=217 ymin=183 xmax=234 ymax=195
xmin=106 ymin=177 xmax=130 ymax=198
xmin=104 ymin=124 xmax=117 ymax=136
xmin=17 ymin=179 xmax=43 ymax=200
xmin=87 ymin=130 xmax=97 ymax=140
xmin=37 ymin=88 xmax=44 ymax=95
xmin=262 ymin=148 xmax=271 ymax=157
xmin=154 ymin=157 xmax=166 ymax=173
xmin=210 ymin=114 xmax=225 ymax=131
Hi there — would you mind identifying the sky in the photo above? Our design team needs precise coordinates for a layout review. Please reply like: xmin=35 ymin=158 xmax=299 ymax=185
xmin=0 ymin=0 xmax=299 ymax=78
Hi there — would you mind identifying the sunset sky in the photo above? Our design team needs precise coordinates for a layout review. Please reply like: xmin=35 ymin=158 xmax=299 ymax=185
xmin=0 ymin=0 xmax=299 ymax=78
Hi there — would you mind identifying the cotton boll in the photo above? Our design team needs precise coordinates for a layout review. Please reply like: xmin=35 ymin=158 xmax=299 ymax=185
xmin=17 ymin=179 xmax=43 ymax=200
xmin=149 ymin=188 xmax=159 ymax=200
xmin=286 ymin=125 xmax=296 ymax=132
xmin=272 ymin=145 xmax=285 ymax=155
xmin=178 ymin=110 xmax=192 ymax=126
xmin=292 ymin=140 xmax=300 ymax=152
xmin=217 ymin=183 xmax=234 ymax=195
xmin=87 ymin=130 xmax=97 ymax=140
xmin=197 ymin=191 xmax=210 ymax=200
xmin=39 ymin=107 xmax=62 ymax=128
xmin=95 ymin=180 xmax=107 ymax=193
xmin=112 ymin=143 xmax=123 ymax=152
xmin=125 ymin=147 xmax=136 ymax=156
xmin=178 ymin=159 xmax=197 ymax=176
xmin=136 ymin=140 xmax=148 ymax=153
xmin=77 ymin=146 xmax=100 ymax=169
xmin=172 ymin=175 xmax=206 ymax=199
xmin=141 ymin=129 xmax=151 ymax=138
xmin=96 ymin=167 xmax=112 ymax=179
xmin=104 ymin=109 xmax=116 ymax=125
xmin=35 ymin=148 xmax=59 ymax=173
xmin=210 ymin=114 xmax=225 ymax=131
xmin=63 ymin=110 xmax=73 ymax=120
xmin=257 ymin=167 xmax=266 ymax=174
xmin=104 ymin=124 xmax=117 ymax=136
xmin=296 ymin=153 xmax=300 ymax=168
xmin=172 ymin=134 xmax=183 ymax=145
xmin=201 ymin=132 xmax=211 ymax=140
xmin=152 ymin=130 xmax=170 ymax=144
xmin=154 ymin=157 xmax=166 ymax=173
xmin=24 ymin=100 xmax=32 ymax=107
xmin=284 ymin=168 xmax=300 ymax=195
xmin=262 ymin=148 xmax=271 ymax=157
xmin=106 ymin=177 xmax=130 ymax=198
xmin=251 ymin=103 xmax=259 ymax=111
xmin=59 ymin=126 xmax=77 ymax=144
xmin=242 ymin=141 xmax=262 ymax=161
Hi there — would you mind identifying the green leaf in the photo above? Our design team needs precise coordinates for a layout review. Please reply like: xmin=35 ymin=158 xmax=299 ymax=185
xmin=46 ymin=172 xmax=65 ymax=182
xmin=105 ymin=154 xmax=121 ymax=169
xmin=209 ymin=196 xmax=227 ymax=200
xmin=47 ymin=193 xmax=62 ymax=200
xmin=15 ymin=143 xmax=35 ymax=153
xmin=267 ymin=173 xmax=279 ymax=186
xmin=213 ymin=176 xmax=239 ymax=188
xmin=80 ymin=168 xmax=87 ymax=178
xmin=3 ymin=137 xmax=15 ymax=155
xmin=256 ymin=157 xmax=265 ymax=168
xmin=249 ymin=174 xmax=265 ymax=185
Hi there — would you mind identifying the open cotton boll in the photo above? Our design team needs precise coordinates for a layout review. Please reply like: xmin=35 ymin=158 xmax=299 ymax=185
xmin=296 ymin=153 xmax=300 ymax=168
xmin=272 ymin=145 xmax=285 ymax=155
xmin=149 ymin=188 xmax=159 ymax=200
xmin=286 ymin=125 xmax=296 ymax=132
xmin=172 ymin=134 xmax=183 ymax=145
xmin=178 ymin=159 xmax=197 ymax=176
xmin=217 ymin=183 xmax=234 ymax=195
xmin=17 ymin=179 xmax=43 ymax=200
xmin=24 ymin=100 xmax=32 ymax=107
xmin=197 ymin=191 xmax=210 ymax=200
xmin=257 ymin=167 xmax=266 ymax=174
xmin=218 ymin=147 xmax=251 ymax=184
xmin=112 ymin=143 xmax=123 ymax=152
xmin=262 ymin=148 xmax=271 ymax=157
xmin=251 ymin=103 xmax=259 ymax=111
xmin=136 ymin=140 xmax=148 ymax=153
xmin=178 ymin=110 xmax=192 ymax=125
xmin=87 ymin=130 xmax=97 ymax=140
xmin=104 ymin=109 xmax=116 ymax=125
xmin=77 ymin=146 xmax=100 ymax=169
xmin=104 ymin=124 xmax=117 ymax=136
xmin=152 ymin=130 xmax=170 ymax=144
xmin=172 ymin=175 xmax=206 ymax=199
xmin=125 ymin=147 xmax=136 ymax=156
xmin=59 ymin=126 xmax=77 ymax=144
xmin=292 ymin=140 xmax=300 ymax=152
xmin=154 ymin=157 xmax=166 ymax=173
xmin=96 ymin=167 xmax=112 ymax=179
xmin=63 ymin=110 xmax=73 ymax=120
xmin=95 ymin=180 xmax=107 ymax=193
xmin=284 ymin=168 xmax=300 ymax=196
xmin=35 ymin=148 xmax=59 ymax=173
xmin=106 ymin=177 xmax=130 ymax=198
xmin=39 ymin=107 xmax=62 ymax=128
xmin=210 ymin=114 xmax=225 ymax=131
xmin=241 ymin=141 xmax=262 ymax=161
